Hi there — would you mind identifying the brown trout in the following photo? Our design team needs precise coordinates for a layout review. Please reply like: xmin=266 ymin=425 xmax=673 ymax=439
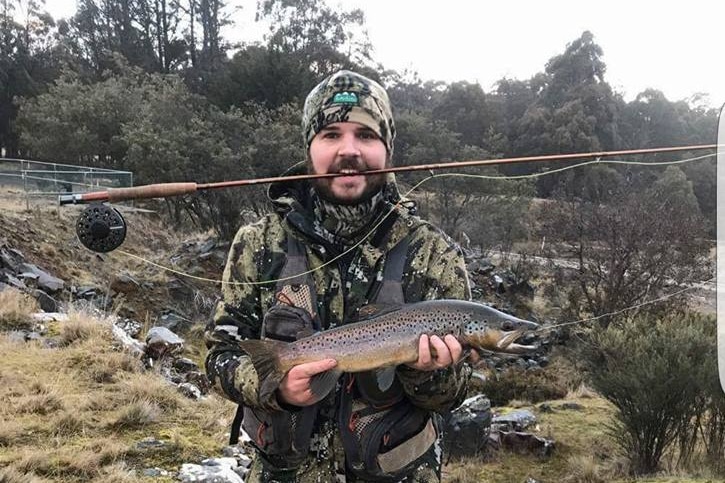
xmin=238 ymin=299 xmax=539 ymax=405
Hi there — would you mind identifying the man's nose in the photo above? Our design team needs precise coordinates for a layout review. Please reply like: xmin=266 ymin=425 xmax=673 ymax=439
xmin=337 ymin=133 xmax=361 ymax=157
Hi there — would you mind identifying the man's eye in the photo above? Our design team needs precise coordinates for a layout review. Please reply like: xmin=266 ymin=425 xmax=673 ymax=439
xmin=323 ymin=132 xmax=339 ymax=139
xmin=359 ymin=131 xmax=377 ymax=140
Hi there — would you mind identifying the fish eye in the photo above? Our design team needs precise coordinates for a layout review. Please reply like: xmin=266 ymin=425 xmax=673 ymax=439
xmin=502 ymin=321 xmax=513 ymax=331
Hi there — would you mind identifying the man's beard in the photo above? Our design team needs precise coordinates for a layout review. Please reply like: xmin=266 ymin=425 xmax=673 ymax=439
xmin=308 ymin=156 xmax=388 ymax=206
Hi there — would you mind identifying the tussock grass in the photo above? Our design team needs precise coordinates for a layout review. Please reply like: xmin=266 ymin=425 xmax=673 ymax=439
xmin=15 ymin=390 xmax=65 ymax=415
xmin=57 ymin=310 xmax=112 ymax=346
xmin=0 ymin=287 xmax=38 ymax=330
xmin=11 ymin=440 xmax=128 ymax=480
xmin=111 ymin=400 xmax=162 ymax=429
xmin=0 ymin=419 xmax=24 ymax=447
xmin=51 ymin=410 xmax=87 ymax=437
xmin=64 ymin=345 xmax=141 ymax=383
xmin=567 ymin=382 xmax=599 ymax=400
xmin=563 ymin=454 xmax=610 ymax=483
xmin=118 ymin=372 xmax=184 ymax=411
xmin=443 ymin=457 xmax=488 ymax=483
xmin=90 ymin=463 xmax=141 ymax=483
xmin=0 ymin=466 xmax=50 ymax=483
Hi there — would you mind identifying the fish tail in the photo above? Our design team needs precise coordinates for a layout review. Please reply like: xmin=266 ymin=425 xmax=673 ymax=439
xmin=238 ymin=339 xmax=288 ymax=408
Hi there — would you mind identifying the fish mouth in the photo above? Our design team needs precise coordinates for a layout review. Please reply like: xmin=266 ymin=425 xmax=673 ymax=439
xmin=495 ymin=329 xmax=538 ymax=354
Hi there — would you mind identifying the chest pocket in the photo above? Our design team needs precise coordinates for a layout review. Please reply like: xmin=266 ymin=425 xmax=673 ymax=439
xmin=338 ymin=234 xmax=439 ymax=481
xmin=238 ymin=235 xmax=322 ymax=469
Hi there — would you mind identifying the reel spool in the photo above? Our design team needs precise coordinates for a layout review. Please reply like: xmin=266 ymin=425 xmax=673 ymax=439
xmin=76 ymin=204 xmax=127 ymax=252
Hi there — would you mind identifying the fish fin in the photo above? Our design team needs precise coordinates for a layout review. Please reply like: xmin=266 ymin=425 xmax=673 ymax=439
xmin=238 ymin=339 xmax=288 ymax=407
xmin=309 ymin=368 xmax=343 ymax=402
xmin=375 ymin=367 xmax=396 ymax=392
xmin=356 ymin=303 xmax=401 ymax=320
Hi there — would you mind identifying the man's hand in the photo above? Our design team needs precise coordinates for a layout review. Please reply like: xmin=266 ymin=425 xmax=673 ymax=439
xmin=405 ymin=334 xmax=463 ymax=371
xmin=277 ymin=359 xmax=337 ymax=406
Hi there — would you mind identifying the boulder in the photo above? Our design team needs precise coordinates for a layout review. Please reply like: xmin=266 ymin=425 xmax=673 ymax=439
xmin=443 ymin=394 xmax=492 ymax=457
xmin=145 ymin=326 xmax=184 ymax=359
xmin=491 ymin=409 xmax=537 ymax=431
xmin=32 ymin=289 xmax=57 ymax=312
xmin=178 ymin=462 xmax=244 ymax=483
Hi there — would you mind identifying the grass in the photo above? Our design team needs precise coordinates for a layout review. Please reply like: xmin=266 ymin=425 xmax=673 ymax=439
xmin=0 ymin=311 xmax=236 ymax=482
xmin=0 ymin=287 xmax=39 ymax=330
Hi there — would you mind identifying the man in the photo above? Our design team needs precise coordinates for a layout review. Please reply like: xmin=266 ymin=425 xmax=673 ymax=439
xmin=205 ymin=70 xmax=472 ymax=482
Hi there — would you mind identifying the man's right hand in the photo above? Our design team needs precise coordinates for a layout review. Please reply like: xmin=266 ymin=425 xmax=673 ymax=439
xmin=277 ymin=359 xmax=337 ymax=407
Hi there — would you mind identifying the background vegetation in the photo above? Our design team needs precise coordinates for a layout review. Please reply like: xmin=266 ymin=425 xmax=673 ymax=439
xmin=1 ymin=0 xmax=721 ymax=481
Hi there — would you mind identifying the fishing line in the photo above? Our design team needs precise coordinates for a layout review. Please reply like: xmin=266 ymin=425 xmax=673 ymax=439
xmin=534 ymin=277 xmax=716 ymax=333
xmin=114 ymin=151 xmax=717 ymax=286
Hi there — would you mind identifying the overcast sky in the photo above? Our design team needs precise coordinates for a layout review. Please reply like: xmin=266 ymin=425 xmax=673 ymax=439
xmin=44 ymin=0 xmax=724 ymax=109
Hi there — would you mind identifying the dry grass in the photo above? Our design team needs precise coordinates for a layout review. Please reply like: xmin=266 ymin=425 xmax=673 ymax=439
xmin=0 ymin=287 xmax=39 ymax=330
xmin=57 ymin=309 xmax=114 ymax=346
xmin=118 ymin=372 xmax=184 ymax=411
xmin=563 ymin=454 xmax=611 ymax=483
xmin=110 ymin=400 xmax=162 ymax=429
xmin=567 ymin=382 xmax=599 ymax=400
xmin=0 ymin=466 xmax=51 ymax=483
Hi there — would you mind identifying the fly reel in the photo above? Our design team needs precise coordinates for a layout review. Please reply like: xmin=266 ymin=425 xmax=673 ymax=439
xmin=76 ymin=203 xmax=127 ymax=253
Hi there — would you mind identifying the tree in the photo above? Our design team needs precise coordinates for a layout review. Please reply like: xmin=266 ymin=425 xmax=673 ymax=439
xmin=537 ymin=165 xmax=709 ymax=323
xmin=257 ymin=0 xmax=372 ymax=76
xmin=0 ymin=0 xmax=58 ymax=156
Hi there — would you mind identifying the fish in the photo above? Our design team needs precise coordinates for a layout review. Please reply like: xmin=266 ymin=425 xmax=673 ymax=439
xmin=238 ymin=299 xmax=539 ymax=407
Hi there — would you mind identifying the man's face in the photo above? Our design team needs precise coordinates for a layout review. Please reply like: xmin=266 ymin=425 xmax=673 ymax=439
xmin=308 ymin=122 xmax=389 ymax=205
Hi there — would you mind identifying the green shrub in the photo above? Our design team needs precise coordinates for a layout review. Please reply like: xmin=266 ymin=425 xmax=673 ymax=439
xmin=579 ymin=312 xmax=716 ymax=475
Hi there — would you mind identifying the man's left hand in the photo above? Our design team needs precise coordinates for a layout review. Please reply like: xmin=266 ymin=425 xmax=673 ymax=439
xmin=405 ymin=334 xmax=463 ymax=371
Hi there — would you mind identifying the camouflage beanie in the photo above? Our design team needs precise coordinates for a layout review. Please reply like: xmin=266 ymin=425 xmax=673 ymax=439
xmin=302 ymin=70 xmax=395 ymax=154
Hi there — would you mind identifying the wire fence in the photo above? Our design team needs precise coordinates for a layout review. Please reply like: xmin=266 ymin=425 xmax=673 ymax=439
xmin=0 ymin=158 xmax=133 ymax=208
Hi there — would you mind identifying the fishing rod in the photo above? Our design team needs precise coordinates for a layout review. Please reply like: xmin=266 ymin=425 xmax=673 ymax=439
xmin=59 ymin=143 xmax=720 ymax=253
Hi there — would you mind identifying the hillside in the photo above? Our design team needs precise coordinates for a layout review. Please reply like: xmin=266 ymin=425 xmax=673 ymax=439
xmin=0 ymin=198 xmax=720 ymax=483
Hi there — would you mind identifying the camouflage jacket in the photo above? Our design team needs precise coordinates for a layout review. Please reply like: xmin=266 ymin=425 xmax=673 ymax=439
xmin=205 ymin=169 xmax=472 ymax=414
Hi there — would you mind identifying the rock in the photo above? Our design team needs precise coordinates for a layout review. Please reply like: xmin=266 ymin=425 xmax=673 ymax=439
xmin=173 ymin=357 xmax=199 ymax=373
xmin=198 ymin=239 xmax=216 ymax=254
xmin=443 ymin=394 xmax=492 ymax=457
xmin=32 ymin=289 xmax=57 ymax=312
xmin=158 ymin=310 xmax=192 ymax=332
xmin=142 ymin=467 xmax=169 ymax=477
xmin=145 ymin=327 xmax=184 ymax=359
xmin=167 ymin=278 xmax=194 ymax=302
xmin=110 ymin=273 xmax=139 ymax=294
xmin=489 ymin=430 xmax=555 ymax=457
xmin=114 ymin=318 xmax=143 ymax=338
xmin=37 ymin=272 xmax=64 ymax=293
xmin=0 ymin=247 xmax=24 ymax=271
xmin=492 ymin=274 xmax=505 ymax=293
xmin=178 ymin=463 xmax=244 ymax=483
xmin=538 ymin=403 xmax=554 ymax=413
xmin=111 ymin=323 xmax=146 ymax=357
xmin=74 ymin=286 xmax=99 ymax=299
xmin=31 ymin=312 xmax=68 ymax=323
xmin=200 ymin=457 xmax=238 ymax=469
xmin=3 ymin=273 xmax=26 ymax=290
xmin=136 ymin=437 xmax=166 ymax=450
xmin=492 ymin=409 xmax=537 ymax=431
xmin=178 ymin=382 xmax=202 ymax=400
xmin=185 ymin=371 xmax=211 ymax=394
xmin=558 ymin=402 xmax=584 ymax=411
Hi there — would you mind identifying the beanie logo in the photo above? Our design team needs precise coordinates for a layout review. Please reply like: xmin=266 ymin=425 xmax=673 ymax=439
xmin=331 ymin=92 xmax=359 ymax=105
